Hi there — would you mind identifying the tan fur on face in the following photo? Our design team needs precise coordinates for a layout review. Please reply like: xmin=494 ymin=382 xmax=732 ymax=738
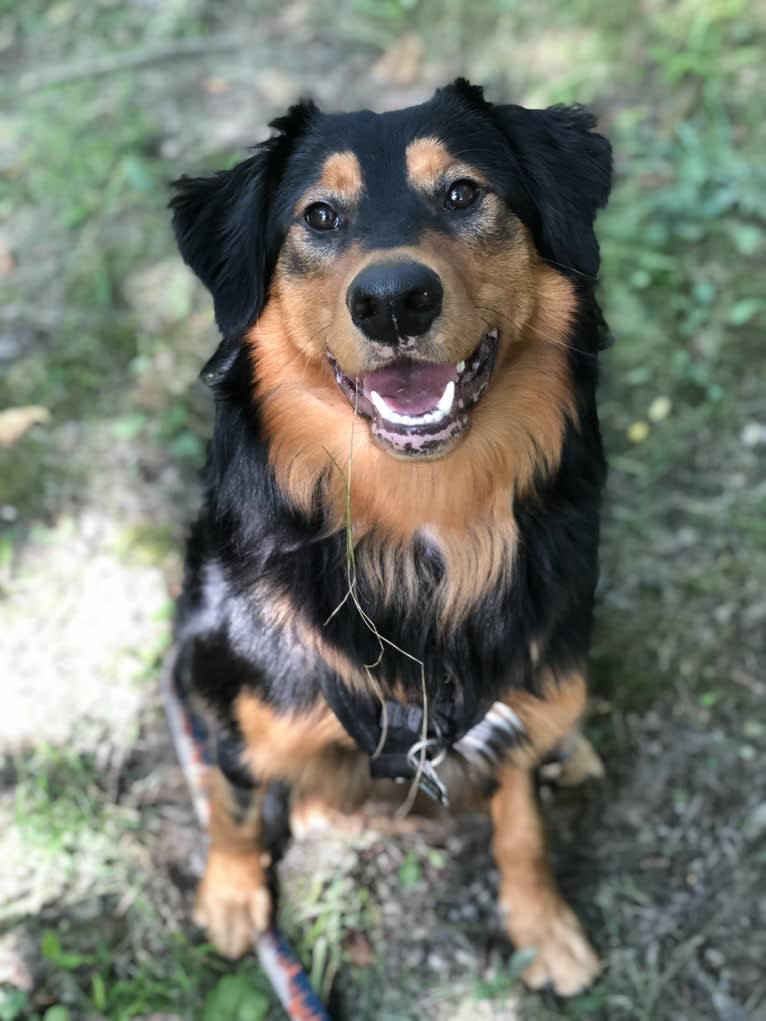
xmin=249 ymin=147 xmax=580 ymax=622
xmin=275 ymin=188 xmax=539 ymax=377
xmin=317 ymin=151 xmax=363 ymax=202
xmin=281 ymin=153 xmax=364 ymax=278
xmin=269 ymin=203 xmax=573 ymax=386
xmin=269 ymin=235 xmax=486 ymax=377
xmin=247 ymin=254 xmax=576 ymax=621
xmin=406 ymin=137 xmax=455 ymax=189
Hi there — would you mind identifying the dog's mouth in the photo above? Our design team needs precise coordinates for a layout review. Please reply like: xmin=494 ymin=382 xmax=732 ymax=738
xmin=327 ymin=329 xmax=498 ymax=458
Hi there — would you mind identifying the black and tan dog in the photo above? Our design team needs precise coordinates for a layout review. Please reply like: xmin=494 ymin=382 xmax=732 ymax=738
xmin=170 ymin=79 xmax=612 ymax=996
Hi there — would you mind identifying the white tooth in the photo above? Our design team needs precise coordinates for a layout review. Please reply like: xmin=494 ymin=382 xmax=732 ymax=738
xmin=371 ymin=390 xmax=426 ymax=427
xmin=369 ymin=390 xmax=390 ymax=419
xmin=489 ymin=328 xmax=498 ymax=339
xmin=370 ymin=390 xmax=409 ymax=424
xmin=372 ymin=384 xmax=454 ymax=429
xmin=436 ymin=380 xmax=455 ymax=417
xmin=456 ymin=360 xmax=466 ymax=373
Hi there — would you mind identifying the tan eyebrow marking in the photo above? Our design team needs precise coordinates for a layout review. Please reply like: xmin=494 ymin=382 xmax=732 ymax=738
xmin=406 ymin=137 xmax=491 ymax=198
xmin=406 ymin=137 xmax=454 ymax=189
xmin=317 ymin=151 xmax=364 ymax=201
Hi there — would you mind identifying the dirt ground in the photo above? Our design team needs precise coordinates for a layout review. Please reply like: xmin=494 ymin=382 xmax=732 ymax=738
xmin=1 ymin=2 xmax=765 ymax=1019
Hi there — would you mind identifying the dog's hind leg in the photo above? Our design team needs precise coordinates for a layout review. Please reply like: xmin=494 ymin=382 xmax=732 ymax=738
xmin=193 ymin=767 xmax=288 ymax=958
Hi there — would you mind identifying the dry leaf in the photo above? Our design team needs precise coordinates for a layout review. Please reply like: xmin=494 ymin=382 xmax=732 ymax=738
xmin=0 ymin=405 xmax=50 ymax=447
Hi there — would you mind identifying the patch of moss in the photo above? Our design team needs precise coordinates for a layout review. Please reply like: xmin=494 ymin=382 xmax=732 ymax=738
xmin=113 ymin=522 xmax=176 ymax=566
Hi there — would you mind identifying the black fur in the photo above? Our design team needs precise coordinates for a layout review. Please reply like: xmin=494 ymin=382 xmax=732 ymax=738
xmin=171 ymin=100 xmax=318 ymax=339
xmin=490 ymin=103 xmax=612 ymax=279
xmin=171 ymin=80 xmax=612 ymax=772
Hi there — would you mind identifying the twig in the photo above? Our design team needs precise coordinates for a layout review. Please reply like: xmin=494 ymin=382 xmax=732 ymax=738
xmin=10 ymin=32 xmax=275 ymax=95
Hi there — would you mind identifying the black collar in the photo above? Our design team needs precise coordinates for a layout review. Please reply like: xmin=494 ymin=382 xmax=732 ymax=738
xmin=318 ymin=671 xmax=493 ymax=805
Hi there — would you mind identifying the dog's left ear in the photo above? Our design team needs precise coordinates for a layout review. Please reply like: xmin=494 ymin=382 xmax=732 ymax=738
xmin=493 ymin=104 xmax=612 ymax=279
xmin=170 ymin=100 xmax=318 ymax=341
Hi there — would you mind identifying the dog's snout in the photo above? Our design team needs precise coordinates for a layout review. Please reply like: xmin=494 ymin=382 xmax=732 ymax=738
xmin=347 ymin=261 xmax=443 ymax=345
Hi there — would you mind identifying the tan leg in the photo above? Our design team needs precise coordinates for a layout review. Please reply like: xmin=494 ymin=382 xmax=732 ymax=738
xmin=289 ymin=795 xmax=364 ymax=839
xmin=491 ymin=762 xmax=600 ymax=996
xmin=195 ymin=693 xmax=365 ymax=957
xmin=193 ymin=768 xmax=272 ymax=958
xmin=501 ymin=669 xmax=591 ymax=770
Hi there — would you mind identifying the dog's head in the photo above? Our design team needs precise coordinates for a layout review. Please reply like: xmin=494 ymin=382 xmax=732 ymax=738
xmin=172 ymin=80 xmax=611 ymax=464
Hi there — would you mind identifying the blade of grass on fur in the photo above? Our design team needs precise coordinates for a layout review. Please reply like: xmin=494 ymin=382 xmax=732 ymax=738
xmin=320 ymin=403 xmax=430 ymax=811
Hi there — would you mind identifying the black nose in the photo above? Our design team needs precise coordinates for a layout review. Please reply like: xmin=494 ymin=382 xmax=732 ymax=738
xmin=346 ymin=261 xmax=443 ymax=345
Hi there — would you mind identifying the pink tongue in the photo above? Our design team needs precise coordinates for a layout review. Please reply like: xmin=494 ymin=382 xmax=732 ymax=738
xmin=362 ymin=360 xmax=456 ymax=415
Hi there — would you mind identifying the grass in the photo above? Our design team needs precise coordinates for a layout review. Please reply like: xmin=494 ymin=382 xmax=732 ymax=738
xmin=1 ymin=0 xmax=764 ymax=1018
xmin=3 ymin=744 xmax=282 ymax=1020
xmin=283 ymin=844 xmax=377 ymax=1001
xmin=0 ymin=934 xmax=277 ymax=1021
xmin=13 ymin=746 xmax=125 ymax=852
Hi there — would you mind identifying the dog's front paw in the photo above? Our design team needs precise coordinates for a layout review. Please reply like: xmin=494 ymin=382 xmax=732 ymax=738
xmin=503 ymin=894 xmax=600 ymax=996
xmin=193 ymin=848 xmax=272 ymax=958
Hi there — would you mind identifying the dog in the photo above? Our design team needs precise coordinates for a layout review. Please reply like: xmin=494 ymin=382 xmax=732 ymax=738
xmin=170 ymin=78 xmax=612 ymax=997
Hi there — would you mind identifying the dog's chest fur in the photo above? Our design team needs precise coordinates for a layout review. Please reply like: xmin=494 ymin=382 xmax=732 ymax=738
xmin=180 ymin=351 xmax=602 ymax=755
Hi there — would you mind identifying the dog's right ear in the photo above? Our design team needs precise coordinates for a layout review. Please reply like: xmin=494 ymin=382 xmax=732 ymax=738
xmin=170 ymin=100 xmax=318 ymax=342
xmin=171 ymin=154 xmax=272 ymax=342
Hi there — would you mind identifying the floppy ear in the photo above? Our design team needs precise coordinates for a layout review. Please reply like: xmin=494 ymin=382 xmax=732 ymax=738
xmin=493 ymin=104 xmax=612 ymax=279
xmin=170 ymin=100 xmax=317 ymax=341
xmin=171 ymin=155 xmax=272 ymax=340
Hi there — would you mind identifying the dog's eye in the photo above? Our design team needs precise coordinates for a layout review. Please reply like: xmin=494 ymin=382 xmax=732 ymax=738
xmin=304 ymin=202 xmax=340 ymax=232
xmin=444 ymin=179 xmax=480 ymax=211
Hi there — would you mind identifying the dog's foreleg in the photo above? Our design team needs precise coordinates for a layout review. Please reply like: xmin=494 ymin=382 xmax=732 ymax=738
xmin=491 ymin=761 xmax=600 ymax=995
xmin=194 ymin=767 xmax=289 ymax=958
xmin=490 ymin=670 xmax=601 ymax=995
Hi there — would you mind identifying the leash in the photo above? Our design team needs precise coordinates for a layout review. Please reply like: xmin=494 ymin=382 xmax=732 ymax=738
xmin=161 ymin=649 xmax=332 ymax=1021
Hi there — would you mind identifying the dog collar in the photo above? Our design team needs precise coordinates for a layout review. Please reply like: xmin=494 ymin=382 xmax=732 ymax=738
xmin=320 ymin=678 xmax=526 ymax=807
xmin=367 ymin=699 xmax=454 ymax=804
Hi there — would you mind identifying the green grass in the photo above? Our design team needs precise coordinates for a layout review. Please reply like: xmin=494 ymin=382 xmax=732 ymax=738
xmin=13 ymin=746 xmax=125 ymax=852
xmin=4 ymin=745 xmax=282 ymax=1020
xmin=0 ymin=935 xmax=277 ymax=1021
xmin=284 ymin=852 xmax=377 ymax=1001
